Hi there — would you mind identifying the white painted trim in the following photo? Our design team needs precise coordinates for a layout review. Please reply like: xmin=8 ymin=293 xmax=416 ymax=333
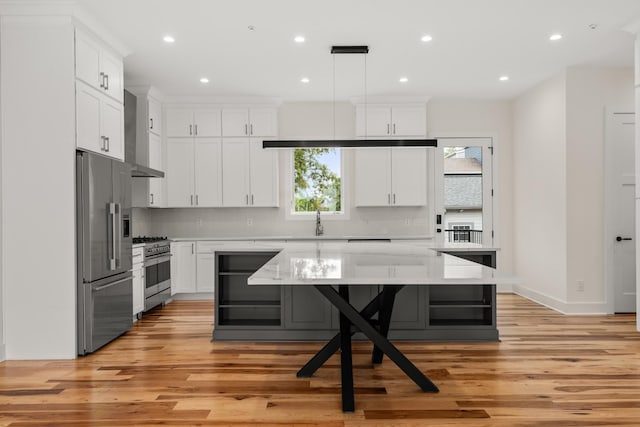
xmin=163 ymin=96 xmax=283 ymax=106
xmin=350 ymin=96 xmax=431 ymax=105
xmin=125 ymin=85 xmax=165 ymax=102
xmin=513 ymin=284 xmax=608 ymax=315
xmin=170 ymin=293 xmax=214 ymax=301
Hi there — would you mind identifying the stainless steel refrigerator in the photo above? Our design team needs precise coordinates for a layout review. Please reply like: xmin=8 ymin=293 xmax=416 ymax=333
xmin=76 ymin=150 xmax=133 ymax=355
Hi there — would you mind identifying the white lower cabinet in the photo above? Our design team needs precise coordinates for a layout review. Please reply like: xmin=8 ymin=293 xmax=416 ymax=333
xmin=132 ymin=246 xmax=145 ymax=316
xmin=171 ymin=241 xmax=196 ymax=293
xmin=196 ymin=253 xmax=215 ymax=292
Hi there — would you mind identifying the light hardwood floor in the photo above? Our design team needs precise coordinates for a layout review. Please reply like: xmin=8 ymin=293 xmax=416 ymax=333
xmin=1 ymin=294 xmax=640 ymax=426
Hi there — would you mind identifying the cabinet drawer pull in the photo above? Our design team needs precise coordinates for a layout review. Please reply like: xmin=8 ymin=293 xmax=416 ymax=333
xmin=150 ymin=193 xmax=154 ymax=205
xmin=99 ymin=72 xmax=105 ymax=88
xmin=105 ymin=136 xmax=110 ymax=152
xmin=104 ymin=74 xmax=109 ymax=90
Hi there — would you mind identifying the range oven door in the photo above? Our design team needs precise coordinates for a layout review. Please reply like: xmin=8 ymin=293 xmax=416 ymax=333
xmin=144 ymin=254 xmax=171 ymax=298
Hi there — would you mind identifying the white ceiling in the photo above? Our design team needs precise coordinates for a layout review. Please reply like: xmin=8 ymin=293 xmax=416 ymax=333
xmin=76 ymin=0 xmax=640 ymax=101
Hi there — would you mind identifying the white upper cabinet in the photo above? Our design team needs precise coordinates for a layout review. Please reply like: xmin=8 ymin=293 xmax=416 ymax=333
xmin=166 ymin=137 xmax=222 ymax=207
xmin=222 ymin=138 xmax=279 ymax=207
xmin=75 ymin=29 xmax=123 ymax=103
xmin=355 ymin=104 xmax=426 ymax=137
xmin=148 ymin=98 xmax=162 ymax=136
xmin=222 ymin=107 xmax=278 ymax=137
xmin=166 ymin=108 xmax=221 ymax=137
xmin=354 ymin=147 xmax=426 ymax=207
xmin=76 ymin=80 xmax=124 ymax=160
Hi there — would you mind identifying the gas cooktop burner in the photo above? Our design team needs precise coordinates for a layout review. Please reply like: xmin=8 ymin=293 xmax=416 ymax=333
xmin=133 ymin=236 xmax=168 ymax=244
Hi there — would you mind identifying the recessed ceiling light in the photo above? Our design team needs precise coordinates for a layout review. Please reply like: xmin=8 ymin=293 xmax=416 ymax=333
xmin=163 ymin=35 xmax=175 ymax=43
xmin=549 ymin=33 xmax=563 ymax=41
xmin=200 ymin=77 xmax=209 ymax=84
xmin=499 ymin=75 xmax=509 ymax=82
xmin=300 ymin=77 xmax=310 ymax=83
xmin=248 ymin=25 xmax=255 ymax=31
xmin=421 ymin=35 xmax=433 ymax=42
xmin=399 ymin=77 xmax=409 ymax=83
xmin=294 ymin=35 xmax=305 ymax=43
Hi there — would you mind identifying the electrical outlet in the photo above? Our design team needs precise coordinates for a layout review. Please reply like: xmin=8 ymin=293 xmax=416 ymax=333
xmin=576 ymin=280 xmax=585 ymax=292
xmin=247 ymin=217 xmax=253 ymax=226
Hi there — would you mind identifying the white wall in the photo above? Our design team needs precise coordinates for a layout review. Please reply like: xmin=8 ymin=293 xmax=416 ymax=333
xmin=566 ymin=67 xmax=635 ymax=304
xmin=512 ymin=67 xmax=635 ymax=313
xmin=512 ymin=73 xmax=568 ymax=305
xmin=0 ymin=18 xmax=3 ymax=362
xmin=0 ymin=16 xmax=76 ymax=358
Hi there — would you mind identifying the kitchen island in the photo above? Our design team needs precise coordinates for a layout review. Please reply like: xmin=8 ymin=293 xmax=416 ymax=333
xmin=211 ymin=240 xmax=499 ymax=341
xmin=247 ymin=241 xmax=498 ymax=412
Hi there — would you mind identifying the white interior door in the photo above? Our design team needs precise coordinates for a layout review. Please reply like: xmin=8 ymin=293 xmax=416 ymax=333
xmin=605 ymin=110 xmax=636 ymax=313
xmin=434 ymin=138 xmax=493 ymax=246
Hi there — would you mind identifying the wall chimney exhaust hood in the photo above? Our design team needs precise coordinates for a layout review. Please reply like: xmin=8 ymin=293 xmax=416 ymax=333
xmin=124 ymin=90 xmax=165 ymax=178
xmin=263 ymin=46 xmax=436 ymax=149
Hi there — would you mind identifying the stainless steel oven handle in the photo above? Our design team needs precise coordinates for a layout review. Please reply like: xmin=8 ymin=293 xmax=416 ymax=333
xmin=144 ymin=254 xmax=172 ymax=266
xmin=93 ymin=274 xmax=132 ymax=292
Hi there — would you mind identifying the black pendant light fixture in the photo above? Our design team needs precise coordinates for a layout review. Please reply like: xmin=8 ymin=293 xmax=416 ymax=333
xmin=263 ymin=45 xmax=437 ymax=149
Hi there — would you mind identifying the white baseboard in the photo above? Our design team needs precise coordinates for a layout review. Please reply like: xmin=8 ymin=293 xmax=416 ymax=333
xmin=170 ymin=292 xmax=214 ymax=301
xmin=513 ymin=284 xmax=607 ymax=314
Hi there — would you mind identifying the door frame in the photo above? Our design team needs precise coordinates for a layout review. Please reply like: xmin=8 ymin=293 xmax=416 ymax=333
xmin=432 ymin=135 xmax=495 ymax=248
xmin=603 ymin=107 xmax=636 ymax=314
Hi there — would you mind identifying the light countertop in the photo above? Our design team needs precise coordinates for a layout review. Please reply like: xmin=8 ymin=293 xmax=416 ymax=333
xmin=248 ymin=242 xmax=496 ymax=286
xmin=170 ymin=235 xmax=433 ymax=242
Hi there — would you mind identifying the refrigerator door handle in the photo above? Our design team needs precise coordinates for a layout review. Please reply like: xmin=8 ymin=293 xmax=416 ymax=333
xmin=116 ymin=203 xmax=122 ymax=269
xmin=93 ymin=274 xmax=133 ymax=292
xmin=109 ymin=202 xmax=117 ymax=270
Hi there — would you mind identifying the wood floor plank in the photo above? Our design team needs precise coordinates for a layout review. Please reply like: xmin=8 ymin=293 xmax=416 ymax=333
xmin=1 ymin=295 xmax=640 ymax=426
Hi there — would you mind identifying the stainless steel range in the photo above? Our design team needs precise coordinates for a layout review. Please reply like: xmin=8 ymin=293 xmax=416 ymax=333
xmin=133 ymin=237 xmax=171 ymax=310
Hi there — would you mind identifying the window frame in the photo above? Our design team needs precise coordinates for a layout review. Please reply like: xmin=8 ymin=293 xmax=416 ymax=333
xmin=284 ymin=148 xmax=350 ymax=221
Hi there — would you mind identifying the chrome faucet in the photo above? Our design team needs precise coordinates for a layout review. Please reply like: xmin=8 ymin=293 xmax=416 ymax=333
xmin=315 ymin=208 xmax=324 ymax=236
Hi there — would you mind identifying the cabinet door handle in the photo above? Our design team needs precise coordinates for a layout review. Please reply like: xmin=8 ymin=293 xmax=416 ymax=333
xmin=100 ymin=136 xmax=105 ymax=151
xmin=190 ymin=195 xmax=194 ymax=206
xmin=388 ymin=193 xmax=391 ymax=204
xmin=105 ymin=136 xmax=110 ymax=152
xmin=194 ymin=124 xmax=198 ymax=136
xmin=245 ymin=194 xmax=249 ymax=205
xmin=192 ymin=243 xmax=194 ymax=254
xmin=150 ymin=118 xmax=153 ymax=130
xmin=99 ymin=72 xmax=105 ymax=88
xmin=189 ymin=124 xmax=193 ymax=135
xmin=245 ymin=124 xmax=248 ymax=135
xmin=250 ymin=124 xmax=253 ymax=135
xmin=393 ymin=123 xmax=396 ymax=134
xmin=104 ymin=74 xmax=109 ymax=90
xmin=251 ymin=194 xmax=254 ymax=205
xmin=387 ymin=124 xmax=390 ymax=134
xmin=150 ymin=193 xmax=154 ymax=205
xmin=393 ymin=193 xmax=396 ymax=204
xmin=196 ymin=194 xmax=199 ymax=205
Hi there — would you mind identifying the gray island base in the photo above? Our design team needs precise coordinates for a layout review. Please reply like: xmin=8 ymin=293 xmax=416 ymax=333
xmin=212 ymin=242 xmax=498 ymax=342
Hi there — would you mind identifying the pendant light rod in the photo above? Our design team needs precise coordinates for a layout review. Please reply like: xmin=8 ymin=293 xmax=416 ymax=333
xmin=263 ymin=139 xmax=437 ymax=148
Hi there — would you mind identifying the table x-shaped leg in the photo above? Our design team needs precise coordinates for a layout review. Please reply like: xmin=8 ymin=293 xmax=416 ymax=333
xmin=296 ymin=285 xmax=404 ymax=378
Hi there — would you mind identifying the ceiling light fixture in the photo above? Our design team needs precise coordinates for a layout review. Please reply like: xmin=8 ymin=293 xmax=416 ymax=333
xmin=399 ymin=77 xmax=409 ymax=83
xmin=294 ymin=35 xmax=305 ymax=43
xmin=499 ymin=75 xmax=509 ymax=81
xmin=200 ymin=77 xmax=209 ymax=83
xmin=163 ymin=35 xmax=175 ymax=43
xmin=549 ymin=33 xmax=563 ymax=41
xmin=421 ymin=35 xmax=433 ymax=42
xmin=300 ymin=77 xmax=310 ymax=83
xmin=263 ymin=46 xmax=437 ymax=149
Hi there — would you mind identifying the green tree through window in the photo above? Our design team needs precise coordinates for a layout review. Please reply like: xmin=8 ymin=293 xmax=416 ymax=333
xmin=293 ymin=148 xmax=341 ymax=212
